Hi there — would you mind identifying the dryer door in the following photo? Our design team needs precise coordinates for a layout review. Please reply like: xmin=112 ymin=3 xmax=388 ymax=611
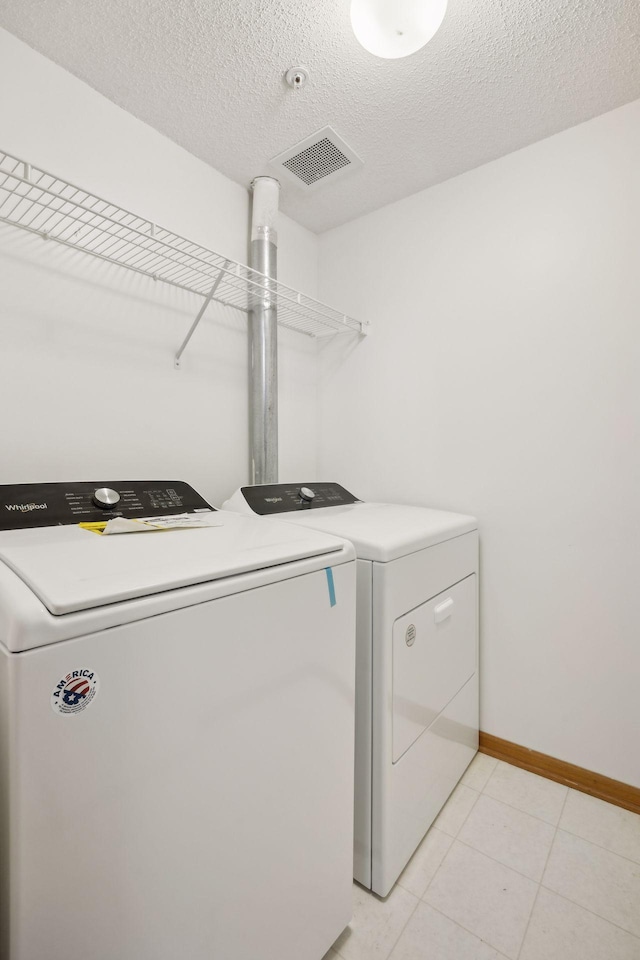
xmin=392 ymin=574 xmax=476 ymax=762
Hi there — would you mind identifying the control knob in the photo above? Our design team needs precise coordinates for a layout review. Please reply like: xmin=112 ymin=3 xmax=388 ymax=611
xmin=299 ymin=486 xmax=316 ymax=503
xmin=93 ymin=487 xmax=121 ymax=509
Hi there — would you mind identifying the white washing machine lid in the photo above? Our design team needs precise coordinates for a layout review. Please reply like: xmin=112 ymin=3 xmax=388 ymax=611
xmin=0 ymin=511 xmax=346 ymax=616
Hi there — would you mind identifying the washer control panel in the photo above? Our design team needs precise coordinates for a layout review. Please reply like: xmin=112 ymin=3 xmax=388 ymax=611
xmin=240 ymin=482 xmax=359 ymax=516
xmin=0 ymin=481 xmax=215 ymax=530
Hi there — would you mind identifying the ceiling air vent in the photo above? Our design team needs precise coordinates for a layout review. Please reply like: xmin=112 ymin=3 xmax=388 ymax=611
xmin=269 ymin=126 xmax=363 ymax=190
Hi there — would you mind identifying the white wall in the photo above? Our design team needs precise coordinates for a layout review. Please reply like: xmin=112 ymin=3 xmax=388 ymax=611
xmin=0 ymin=29 xmax=319 ymax=506
xmin=318 ymin=100 xmax=640 ymax=787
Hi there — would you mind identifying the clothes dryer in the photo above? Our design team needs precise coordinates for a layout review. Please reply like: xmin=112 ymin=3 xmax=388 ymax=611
xmin=0 ymin=480 xmax=356 ymax=960
xmin=223 ymin=482 xmax=478 ymax=896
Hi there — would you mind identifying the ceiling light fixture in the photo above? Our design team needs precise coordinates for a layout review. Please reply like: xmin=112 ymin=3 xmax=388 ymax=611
xmin=350 ymin=0 xmax=448 ymax=59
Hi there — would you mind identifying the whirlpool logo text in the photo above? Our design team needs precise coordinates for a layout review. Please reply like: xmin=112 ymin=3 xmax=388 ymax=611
xmin=4 ymin=502 xmax=47 ymax=512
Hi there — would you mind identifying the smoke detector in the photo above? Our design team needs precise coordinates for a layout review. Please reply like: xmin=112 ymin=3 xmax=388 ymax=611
xmin=269 ymin=126 xmax=363 ymax=191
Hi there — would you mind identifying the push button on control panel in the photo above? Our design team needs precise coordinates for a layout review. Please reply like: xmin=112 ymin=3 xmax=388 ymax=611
xmin=92 ymin=487 xmax=121 ymax=510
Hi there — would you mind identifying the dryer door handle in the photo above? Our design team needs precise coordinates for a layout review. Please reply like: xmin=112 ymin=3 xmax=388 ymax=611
xmin=434 ymin=597 xmax=454 ymax=623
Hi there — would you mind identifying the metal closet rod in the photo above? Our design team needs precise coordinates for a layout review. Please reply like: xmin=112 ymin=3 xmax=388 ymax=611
xmin=0 ymin=150 xmax=369 ymax=364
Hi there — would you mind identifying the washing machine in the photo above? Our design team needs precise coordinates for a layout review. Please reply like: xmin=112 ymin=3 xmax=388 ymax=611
xmin=223 ymin=482 xmax=478 ymax=897
xmin=0 ymin=480 xmax=356 ymax=960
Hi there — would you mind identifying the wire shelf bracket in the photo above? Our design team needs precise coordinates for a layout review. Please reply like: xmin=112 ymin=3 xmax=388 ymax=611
xmin=0 ymin=149 xmax=369 ymax=367
xmin=173 ymin=261 xmax=231 ymax=368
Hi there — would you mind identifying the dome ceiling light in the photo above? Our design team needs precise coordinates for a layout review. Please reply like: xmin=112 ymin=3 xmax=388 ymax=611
xmin=350 ymin=0 xmax=448 ymax=59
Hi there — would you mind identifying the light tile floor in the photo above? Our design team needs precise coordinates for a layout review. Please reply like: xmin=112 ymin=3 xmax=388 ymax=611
xmin=325 ymin=755 xmax=640 ymax=960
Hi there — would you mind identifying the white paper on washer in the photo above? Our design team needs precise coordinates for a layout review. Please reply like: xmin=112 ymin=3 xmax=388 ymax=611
xmin=101 ymin=513 xmax=224 ymax=535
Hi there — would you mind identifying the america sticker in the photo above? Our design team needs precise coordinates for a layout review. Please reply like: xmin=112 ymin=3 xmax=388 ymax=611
xmin=51 ymin=669 xmax=100 ymax=717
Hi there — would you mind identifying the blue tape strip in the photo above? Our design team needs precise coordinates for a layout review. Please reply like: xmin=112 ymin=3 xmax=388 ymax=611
xmin=325 ymin=567 xmax=336 ymax=607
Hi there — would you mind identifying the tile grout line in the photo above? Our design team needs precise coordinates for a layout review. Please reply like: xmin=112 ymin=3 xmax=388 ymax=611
xmin=422 ymin=899 xmax=512 ymax=959
xmin=396 ymin=825 xmax=455 ymax=897
xmin=443 ymin=783 xmax=482 ymax=835
xmin=438 ymin=755 xmax=575 ymax=844
xmin=420 ymin=785 xmax=482 ymax=897
xmin=553 ymin=824 xmax=640 ymax=869
xmin=459 ymin=755 xmax=498 ymax=794
xmin=481 ymin=760 xmax=567 ymax=827
xmin=462 ymin=788 xmax=564 ymax=840
xmin=332 ymin=887 xmax=422 ymax=960
xmin=452 ymin=835 xmax=550 ymax=886
xmin=513 ymin=784 xmax=570 ymax=960
xmin=480 ymin=791 xmax=563 ymax=827
xmin=411 ymin=789 xmax=519 ymax=952
xmin=381 ymin=891 xmax=422 ymax=960
xmin=393 ymin=798 xmax=489 ymax=960
xmin=538 ymin=879 xmax=640 ymax=941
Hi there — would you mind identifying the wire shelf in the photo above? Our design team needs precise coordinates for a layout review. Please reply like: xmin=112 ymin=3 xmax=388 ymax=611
xmin=0 ymin=149 xmax=368 ymax=350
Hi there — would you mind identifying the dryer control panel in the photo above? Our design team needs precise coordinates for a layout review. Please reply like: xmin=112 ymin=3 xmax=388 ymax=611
xmin=0 ymin=481 xmax=215 ymax=530
xmin=240 ymin=483 xmax=359 ymax=516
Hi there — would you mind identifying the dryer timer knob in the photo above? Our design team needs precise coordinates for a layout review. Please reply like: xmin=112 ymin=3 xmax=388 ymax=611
xmin=93 ymin=487 xmax=121 ymax=509
xmin=299 ymin=486 xmax=316 ymax=502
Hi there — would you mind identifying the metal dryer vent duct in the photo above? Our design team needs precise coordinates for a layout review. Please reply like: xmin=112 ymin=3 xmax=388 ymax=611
xmin=250 ymin=176 xmax=280 ymax=484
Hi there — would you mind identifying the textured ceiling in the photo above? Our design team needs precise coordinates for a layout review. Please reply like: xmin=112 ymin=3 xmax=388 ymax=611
xmin=1 ymin=0 xmax=639 ymax=232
